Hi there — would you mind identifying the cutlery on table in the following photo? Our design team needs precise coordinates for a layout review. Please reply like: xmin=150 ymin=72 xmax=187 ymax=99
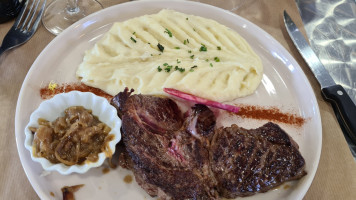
xmin=0 ymin=0 xmax=47 ymax=57
xmin=283 ymin=11 xmax=356 ymax=145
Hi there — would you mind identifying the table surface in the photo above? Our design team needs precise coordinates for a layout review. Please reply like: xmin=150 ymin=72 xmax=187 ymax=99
xmin=0 ymin=0 xmax=355 ymax=199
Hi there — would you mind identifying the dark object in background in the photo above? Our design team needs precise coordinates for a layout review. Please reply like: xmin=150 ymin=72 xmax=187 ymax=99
xmin=0 ymin=0 xmax=23 ymax=23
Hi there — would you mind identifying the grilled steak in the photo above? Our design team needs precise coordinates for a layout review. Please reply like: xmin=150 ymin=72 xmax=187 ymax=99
xmin=210 ymin=123 xmax=306 ymax=198
xmin=111 ymin=89 xmax=306 ymax=199
xmin=111 ymin=89 xmax=218 ymax=200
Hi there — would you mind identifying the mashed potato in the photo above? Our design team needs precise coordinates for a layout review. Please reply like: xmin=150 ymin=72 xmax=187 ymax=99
xmin=76 ymin=9 xmax=263 ymax=102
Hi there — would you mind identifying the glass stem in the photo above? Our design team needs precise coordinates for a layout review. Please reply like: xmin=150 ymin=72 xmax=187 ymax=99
xmin=66 ymin=0 xmax=79 ymax=14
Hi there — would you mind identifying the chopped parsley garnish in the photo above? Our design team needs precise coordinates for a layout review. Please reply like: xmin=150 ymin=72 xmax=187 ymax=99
xmin=130 ymin=37 xmax=136 ymax=43
xmin=175 ymin=66 xmax=185 ymax=72
xmin=210 ymin=63 xmax=213 ymax=67
xmin=214 ymin=57 xmax=220 ymax=62
xmin=177 ymin=59 xmax=181 ymax=64
xmin=175 ymin=47 xmax=180 ymax=49
xmin=148 ymin=42 xmax=151 ymax=44
xmin=200 ymin=44 xmax=207 ymax=52
xmin=133 ymin=32 xmax=136 ymax=35
xmin=188 ymin=50 xmax=192 ymax=53
xmin=157 ymin=43 xmax=164 ymax=52
xmin=186 ymin=17 xmax=189 ymax=20
xmin=193 ymin=28 xmax=196 ymax=31
xmin=190 ymin=55 xmax=195 ymax=59
xmin=183 ymin=39 xmax=190 ymax=45
xmin=164 ymin=28 xmax=172 ymax=37
xmin=164 ymin=65 xmax=173 ymax=72
xmin=205 ymin=59 xmax=209 ymax=62
xmin=151 ymin=54 xmax=153 ymax=56
xmin=217 ymin=46 xmax=221 ymax=50
xmin=187 ymin=39 xmax=190 ymax=43
xmin=189 ymin=65 xmax=198 ymax=72
xmin=159 ymin=63 xmax=185 ymax=73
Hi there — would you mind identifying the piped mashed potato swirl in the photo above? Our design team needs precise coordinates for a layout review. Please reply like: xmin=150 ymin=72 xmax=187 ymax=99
xmin=76 ymin=9 xmax=263 ymax=102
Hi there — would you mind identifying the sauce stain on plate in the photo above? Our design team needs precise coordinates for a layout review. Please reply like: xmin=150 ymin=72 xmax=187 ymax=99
xmin=124 ymin=175 xmax=133 ymax=184
xmin=102 ymin=167 xmax=110 ymax=174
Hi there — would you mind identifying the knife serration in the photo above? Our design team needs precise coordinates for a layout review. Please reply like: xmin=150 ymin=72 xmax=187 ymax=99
xmin=283 ymin=11 xmax=335 ymax=89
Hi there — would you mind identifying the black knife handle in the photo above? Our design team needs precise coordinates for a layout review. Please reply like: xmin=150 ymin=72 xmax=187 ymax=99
xmin=322 ymin=85 xmax=356 ymax=144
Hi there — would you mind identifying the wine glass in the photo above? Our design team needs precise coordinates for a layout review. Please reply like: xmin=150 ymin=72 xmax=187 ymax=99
xmin=194 ymin=0 xmax=246 ymax=12
xmin=42 ymin=0 xmax=103 ymax=35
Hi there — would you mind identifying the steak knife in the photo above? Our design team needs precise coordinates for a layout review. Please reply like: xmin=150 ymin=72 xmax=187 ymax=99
xmin=283 ymin=11 xmax=356 ymax=144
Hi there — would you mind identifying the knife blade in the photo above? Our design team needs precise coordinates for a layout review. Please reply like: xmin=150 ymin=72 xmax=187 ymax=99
xmin=283 ymin=10 xmax=356 ymax=144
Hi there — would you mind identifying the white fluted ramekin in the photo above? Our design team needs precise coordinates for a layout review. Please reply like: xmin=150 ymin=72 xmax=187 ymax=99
xmin=24 ymin=91 xmax=121 ymax=175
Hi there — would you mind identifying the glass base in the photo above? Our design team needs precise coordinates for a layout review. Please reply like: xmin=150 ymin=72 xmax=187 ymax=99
xmin=194 ymin=0 xmax=245 ymax=12
xmin=42 ymin=0 xmax=103 ymax=35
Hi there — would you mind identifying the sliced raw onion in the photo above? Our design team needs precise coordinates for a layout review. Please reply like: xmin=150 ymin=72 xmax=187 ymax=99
xmin=163 ymin=88 xmax=240 ymax=113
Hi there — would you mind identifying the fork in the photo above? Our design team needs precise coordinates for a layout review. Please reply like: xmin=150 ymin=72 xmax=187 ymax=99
xmin=0 ymin=0 xmax=47 ymax=57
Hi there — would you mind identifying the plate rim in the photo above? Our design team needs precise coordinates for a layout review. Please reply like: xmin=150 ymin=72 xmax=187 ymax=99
xmin=15 ymin=0 xmax=322 ymax=199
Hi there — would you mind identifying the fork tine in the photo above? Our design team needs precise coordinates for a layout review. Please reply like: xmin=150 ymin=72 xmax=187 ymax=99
xmin=20 ymin=0 xmax=36 ymax=30
xmin=30 ymin=0 xmax=47 ymax=33
xmin=25 ymin=0 xmax=41 ymax=31
xmin=13 ymin=0 xmax=29 ymax=28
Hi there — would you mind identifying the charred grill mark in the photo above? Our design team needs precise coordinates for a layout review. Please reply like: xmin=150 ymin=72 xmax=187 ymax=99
xmin=110 ymin=87 xmax=134 ymax=118
xmin=210 ymin=123 xmax=306 ymax=198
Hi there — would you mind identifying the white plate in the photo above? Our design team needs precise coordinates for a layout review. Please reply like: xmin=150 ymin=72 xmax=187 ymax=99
xmin=15 ymin=0 xmax=322 ymax=199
